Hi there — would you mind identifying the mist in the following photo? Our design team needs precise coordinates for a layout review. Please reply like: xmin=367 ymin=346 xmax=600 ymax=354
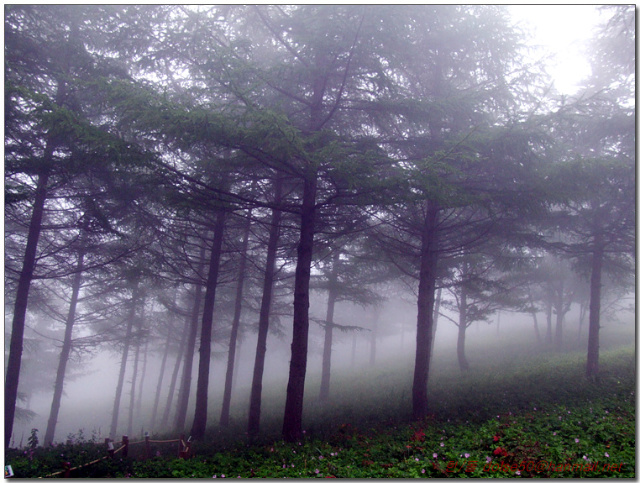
xmin=11 ymin=285 xmax=634 ymax=446
xmin=4 ymin=7 xmax=634 ymax=476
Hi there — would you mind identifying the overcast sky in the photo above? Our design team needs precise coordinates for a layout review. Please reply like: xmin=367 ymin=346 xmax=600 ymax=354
xmin=509 ymin=5 xmax=604 ymax=94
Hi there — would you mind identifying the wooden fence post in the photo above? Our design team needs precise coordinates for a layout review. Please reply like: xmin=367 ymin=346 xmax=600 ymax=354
xmin=178 ymin=434 xmax=184 ymax=458
xmin=185 ymin=438 xmax=192 ymax=459
xmin=179 ymin=435 xmax=191 ymax=459
xmin=62 ymin=462 xmax=71 ymax=478
xmin=105 ymin=438 xmax=115 ymax=458
xmin=122 ymin=435 xmax=129 ymax=458
xmin=145 ymin=432 xmax=151 ymax=460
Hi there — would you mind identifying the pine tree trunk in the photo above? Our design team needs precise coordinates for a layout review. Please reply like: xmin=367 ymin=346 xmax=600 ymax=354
xmin=527 ymin=287 xmax=542 ymax=343
xmin=247 ymin=178 xmax=282 ymax=436
xmin=150 ymin=329 xmax=172 ymax=431
xmin=128 ymin=335 xmax=142 ymax=437
xmin=136 ymin=338 xmax=149 ymax=423
xmin=545 ymin=295 xmax=553 ymax=345
xmin=110 ymin=282 xmax=140 ymax=440
xmin=586 ymin=234 xmax=604 ymax=379
xmin=554 ymin=280 xmax=564 ymax=350
xmin=412 ymin=201 xmax=439 ymax=420
xmin=282 ymin=175 xmax=317 ymax=441
xmin=174 ymin=247 xmax=206 ymax=432
xmin=531 ymin=310 xmax=541 ymax=342
xmin=173 ymin=292 xmax=201 ymax=431
xmin=161 ymin=318 xmax=188 ymax=426
xmin=457 ymin=324 xmax=470 ymax=373
xmin=319 ymin=269 xmax=338 ymax=402
xmin=577 ymin=301 xmax=587 ymax=339
xmin=191 ymin=209 xmax=227 ymax=439
xmin=220 ymin=214 xmax=252 ymax=427
xmin=5 ymin=167 xmax=51 ymax=448
xmin=5 ymin=66 xmax=68 ymax=447
xmin=43 ymin=251 xmax=84 ymax=446
xmin=457 ymin=285 xmax=470 ymax=372
xmin=429 ymin=287 xmax=442 ymax=365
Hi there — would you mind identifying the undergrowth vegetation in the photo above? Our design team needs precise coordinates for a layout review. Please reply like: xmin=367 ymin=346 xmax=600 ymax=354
xmin=6 ymin=345 xmax=634 ymax=478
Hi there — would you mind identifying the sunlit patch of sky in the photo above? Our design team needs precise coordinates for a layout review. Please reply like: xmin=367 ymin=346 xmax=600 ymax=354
xmin=508 ymin=5 xmax=603 ymax=94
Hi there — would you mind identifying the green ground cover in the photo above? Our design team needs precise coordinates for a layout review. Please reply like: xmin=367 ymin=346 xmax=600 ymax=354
xmin=5 ymin=345 xmax=634 ymax=478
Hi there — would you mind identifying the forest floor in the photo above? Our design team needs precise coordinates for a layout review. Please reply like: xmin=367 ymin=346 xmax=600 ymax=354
xmin=6 ymin=344 xmax=635 ymax=478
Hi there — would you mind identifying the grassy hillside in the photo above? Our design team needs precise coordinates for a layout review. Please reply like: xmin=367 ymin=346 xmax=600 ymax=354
xmin=5 ymin=342 xmax=634 ymax=478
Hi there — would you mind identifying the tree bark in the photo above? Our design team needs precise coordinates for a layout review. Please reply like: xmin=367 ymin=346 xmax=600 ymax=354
xmin=554 ymin=280 xmax=564 ymax=350
xmin=150 ymin=285 xmax=180 ymax=430
xmin=412 ymin=200 xmax=439 ymax=420
xmin=220 ymin=213 xmax=252 ymax=427
xmin=247 ymin=178 xmax=283 ymax=436
xmin=586 ymin=233 xmax=604 ymax=378
xmin=174 ymin=247 xmax=206 ymax=432
xmin=577 ymin=301 xmax=587 ymax=339
xmin=545 ymin=294 xmax=553 ymax=345
xmin=110 ymin=282 xmax=140 ymax=440
xmin=162 ymin=310 xmax=188 ymax=426
xmin=136 ymin=338 xmax=149 ymax=423
xmin=5 ymin=65 xmax=68 ymax=447
xmin=43 ymin=251 xmax=84 ymax=446
xmin=429 ymin=287 xmax=442 ymax=365
xmin=319 ymin=257 xmax=339 ymax=402
xmin=282 ymin=174 xmax=317 ymax=441
xmin=127 ymin=335 xmax=142 ymax=437
xmin=456 ymin=285 xmax=470 ymax=372
xmin=191 ymin=209 xmax=227 ymax=439
xmin=149 ymin=328 xmax=172 ymax=431
xmin=456 ymin=324 xmax=470 ymax=373
xmin=5 ymin=168 xmax=51 ymax=449
xmin=526 ymin=286 xmax=542 ymax=343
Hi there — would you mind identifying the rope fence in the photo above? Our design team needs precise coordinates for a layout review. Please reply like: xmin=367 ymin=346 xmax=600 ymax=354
xmin=36 ymin=434 xmax=192 ymax=478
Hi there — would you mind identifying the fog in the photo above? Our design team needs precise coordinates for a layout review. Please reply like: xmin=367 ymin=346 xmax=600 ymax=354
xmin=5 ymin=5 xmax=634 ymax=452
xmin=11 ymin=289 xmax=634 ymax=446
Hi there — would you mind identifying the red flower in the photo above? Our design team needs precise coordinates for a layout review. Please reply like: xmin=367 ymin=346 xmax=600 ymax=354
xmin=493 ymin=435 xmax=500 ymax=442
xmin=493 ymin=447 xmax=508 ymax=457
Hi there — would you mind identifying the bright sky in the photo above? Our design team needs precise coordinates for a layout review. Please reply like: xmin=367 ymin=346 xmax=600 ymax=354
xmin=508 ymin=5 xmax=604 ymax=94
